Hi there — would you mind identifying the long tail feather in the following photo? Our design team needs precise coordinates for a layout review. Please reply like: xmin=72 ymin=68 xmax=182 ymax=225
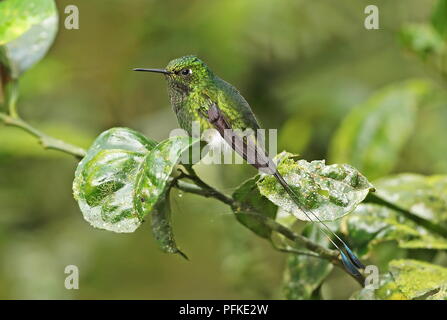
xmin=273 ymin=172 xmax=364 ymax=276
xmin=205 ymin=103 xmax=364 ymax=277
xmin=341 ymin=251 xmax=362 ymax=277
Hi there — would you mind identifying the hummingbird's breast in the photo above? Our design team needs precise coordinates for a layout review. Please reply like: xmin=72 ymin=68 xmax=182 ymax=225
xmin=168 ymin=85 xmax=212 ymax=136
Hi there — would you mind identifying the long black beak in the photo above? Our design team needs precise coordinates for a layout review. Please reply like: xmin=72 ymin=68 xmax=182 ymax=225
xmin=133 ymin=68 xmax=171 ymax=75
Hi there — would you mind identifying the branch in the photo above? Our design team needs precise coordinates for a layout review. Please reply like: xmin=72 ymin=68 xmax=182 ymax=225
xmin=0 ymin=73 xmax=363 ymax=283
xmin=173 ymin=169 xmax=365 ymax=285
xmin=0 ymin=106 xmax=365 ymax=283
xmin=0 ymin=112 xmax=86 ymax=159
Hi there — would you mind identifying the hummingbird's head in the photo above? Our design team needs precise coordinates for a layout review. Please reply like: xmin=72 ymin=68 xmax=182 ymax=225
xmin=134 ymin=55 xmax=212 ymax=93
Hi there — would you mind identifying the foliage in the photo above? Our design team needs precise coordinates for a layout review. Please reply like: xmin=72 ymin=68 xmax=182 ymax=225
xmin=431 ymin=0 xmax=447 ymax=38
xmin=2 ymin=0 xmax=447 ymax=300
xmin=400 ymin=0 xmax=447 ymax=80
xmin=329 ymin=80 xmax=432 ymax=180
xmin=0 ymin=0 xmax=58 ymax=78
xmin=352 ymin=259 xmax=447 ymax=300
xmin=258 ymin=152 xmax=373 ymax=221
xmin=73 ymin=128 xmax=195 ymax=256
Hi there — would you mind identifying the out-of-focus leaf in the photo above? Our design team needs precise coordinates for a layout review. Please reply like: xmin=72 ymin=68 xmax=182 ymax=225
xmin=432 ymin=0 xmax=447 ymax=37
xmin=74 ymin=130 xmax=196 ymax=261
xmin=400 ymin=24 xmax=445 ymax=60
xmin=134 ymin=136 xmax=199 ymax=219
xmin=329 ymin=80 xmax=432 ymax=180
xmin=73 ymin=128 xmax=157 ymax=233
xmin=232 ymin=176 xmax=278 ymax=239
xmin=244 ymin=1 xmax=353 ymax=62
xmin=283 ymin=224 xmax=333 ymax=299
xmin=352 ymin=260 xmax=447 ymax=300
xmin=257 ymin=152 xmax=373 ymax=222
xmin=373 ymin=174 xmax=447 ymax=224
xmin=0 ymin=0 xmax=58 ymax=78
xmin=151 ymin=189 xmax=187 ymax=259
xmin=344 ymin=174 xmax=447 ymax=254
xmin=0 ymin=124 xmax=92 ymax=157
xmin=373 ymin=274 xmax=407 ymax=300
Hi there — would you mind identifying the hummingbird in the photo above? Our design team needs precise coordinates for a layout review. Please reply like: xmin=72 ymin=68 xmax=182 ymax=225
xmin=134 ymin=55 xmax=364 ymax=277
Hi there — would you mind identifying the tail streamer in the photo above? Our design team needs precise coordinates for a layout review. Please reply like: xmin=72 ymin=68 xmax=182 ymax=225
xmin=274 ymin=172 xmax=364 ymax=277
xmin=206 ymin=102 xmax=364 ymax=277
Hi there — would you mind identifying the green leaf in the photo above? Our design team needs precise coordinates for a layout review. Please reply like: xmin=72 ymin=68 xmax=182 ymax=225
xmin=74 ymin=130 xmax=197 ymax=240
xmin=0 ymin=0 xmax=58 ymax=78
xmin=385 ymin=260 xmax=447 ymax=300
xmin=279 ymin=116 xmax=311 ymax=154
xmin=352 ymin=260 xmax=447 ymax=300
xmin=400 ymin=24 xmax=445 ymax=60
xmin=151 ymin=189 xmax=187 ymax=259
xmin=73 ymin=128 xmax=157 ymax=233
xmin=232 ymin=176 xmax=278 ymax=239
xmin=283 ymin=225 xmax=333 ymax=299
xmin=350 ymin=273 xmax=406 ymax=300
xmin=373 ymin=174 xmax=447 ymax=224
xmin=0 ymin=123 xmax=92 ymax=158
xmin=257 ymin=152 xmax=373 ymax=222
xmin=432 ymin=0 xmax=447 ymax=37
xmin=329 ymin=80 xmax=432 ymax=179
xmin=134 ymin=136 xmax=199 ymax=219
xmin=345 ymin=204 xmax=447 ymax=255
xmin=344 ymin=174 xmax=447 ymax=253
xmin=426 ymin=286 xmax=447 ymax=300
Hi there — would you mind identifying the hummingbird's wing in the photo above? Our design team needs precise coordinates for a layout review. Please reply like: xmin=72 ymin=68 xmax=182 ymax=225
xmin=206 ymin=103 xmax=275 ymax=174
xmin=211 ymin=77 xmax=261 ymax=131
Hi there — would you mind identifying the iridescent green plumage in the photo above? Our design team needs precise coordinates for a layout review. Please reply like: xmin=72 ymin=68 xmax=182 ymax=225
xmin=163 ymin=55 xmax=259 ymax=135
xmin=134 ymin=55 xmax=365 ymax=278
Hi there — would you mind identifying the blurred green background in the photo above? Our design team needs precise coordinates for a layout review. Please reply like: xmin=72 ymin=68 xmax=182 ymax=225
xmin=1 ymin=0 xmax=446 ymax=299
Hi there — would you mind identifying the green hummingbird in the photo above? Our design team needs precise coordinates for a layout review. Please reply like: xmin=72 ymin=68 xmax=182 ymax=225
xmin=134 ymin=55 xmax=364 ymax=277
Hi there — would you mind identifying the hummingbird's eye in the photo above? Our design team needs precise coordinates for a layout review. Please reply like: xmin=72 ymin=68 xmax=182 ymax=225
xmin=180 ymin=69 xmax=192 ymax=76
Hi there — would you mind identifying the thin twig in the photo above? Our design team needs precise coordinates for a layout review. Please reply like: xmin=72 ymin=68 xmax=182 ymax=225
xmin=172 ymin=170 xmax=366 ymax=285
xmin=270 ymin=244 xmax=325 ymax=260
xmin=0 ymin=112 xmax=86 ymax=159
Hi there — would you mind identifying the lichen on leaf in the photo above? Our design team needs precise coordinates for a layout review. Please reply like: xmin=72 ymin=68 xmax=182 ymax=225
xmin=257 ymin=152 xmax=374 ymax=222
xmin=73 ymin=128 xmax=157 ymax=233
